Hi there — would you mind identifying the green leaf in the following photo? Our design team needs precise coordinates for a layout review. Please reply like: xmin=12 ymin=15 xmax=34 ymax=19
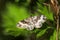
xmin=37 ymin=2 xmax=54 ymax=21
xmin=59 ymin=29 xmax=60 ymax=40
xmin=36 ymin=28 xmax=48 ymax=38
xmin=3 ymin=27 xmax=31 ymax=37
xmin=50 ymin=29 xmax=56 ymax=40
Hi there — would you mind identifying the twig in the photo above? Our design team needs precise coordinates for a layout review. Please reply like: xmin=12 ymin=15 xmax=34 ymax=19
xmin=56 ymin=15 xmax=59 ymax=40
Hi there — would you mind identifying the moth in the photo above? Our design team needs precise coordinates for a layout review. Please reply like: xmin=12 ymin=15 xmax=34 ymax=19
xmin=17 ymin=15 xmax=46 ymax=30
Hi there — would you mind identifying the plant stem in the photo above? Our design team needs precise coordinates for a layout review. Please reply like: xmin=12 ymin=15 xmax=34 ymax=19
xmin=56 ymin=15 xmax=59 ymax=40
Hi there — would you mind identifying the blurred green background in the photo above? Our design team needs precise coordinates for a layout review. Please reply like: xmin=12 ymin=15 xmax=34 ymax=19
xmin=0 ymin=0 xmax=60 ymax=40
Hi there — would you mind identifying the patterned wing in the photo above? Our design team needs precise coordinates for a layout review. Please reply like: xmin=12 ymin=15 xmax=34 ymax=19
xmin=17 ymin=15 xmax=46 ymax=30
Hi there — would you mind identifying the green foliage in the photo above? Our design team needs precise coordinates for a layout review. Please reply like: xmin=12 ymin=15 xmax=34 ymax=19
xmin=59 ymin=29 xmax=60 ymax=40
xmin=36 ymin=28 xmax=47 ymax=38
xmin=50 ymin=29 xmax=56 ymax=40
xmin=38 ymin=0 xmax=46 ymax=3
xmin=2 ymin=3 xmax=30 ymax=36
xmin=37 ymin=2 xmax=54 ymax=21
xmin=1 ymin=0 xmax=57 ymax=40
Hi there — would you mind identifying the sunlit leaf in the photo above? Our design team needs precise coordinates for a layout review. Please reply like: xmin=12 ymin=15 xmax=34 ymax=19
xmin=37 ymin=2 xmax=54 ymax=21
